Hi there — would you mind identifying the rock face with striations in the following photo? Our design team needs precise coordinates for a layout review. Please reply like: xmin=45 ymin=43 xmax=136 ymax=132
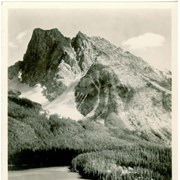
xmin=8 ymin=28 xmax=172 ymax=143
xmin=74 ymin=35 xmax=171 ymax=143
xmin=71 ymin=31 xmax=98 ymax=72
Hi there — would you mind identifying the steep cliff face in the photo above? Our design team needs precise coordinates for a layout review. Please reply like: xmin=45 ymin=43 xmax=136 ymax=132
xmin=17 ymin=28 xmax=81 ymax=100
xmin=8 ymin=28 xmax=171 ymax=143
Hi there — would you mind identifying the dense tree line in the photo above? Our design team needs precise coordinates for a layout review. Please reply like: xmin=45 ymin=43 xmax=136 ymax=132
xmin=8 ymin=93 xmax=171 ymax=179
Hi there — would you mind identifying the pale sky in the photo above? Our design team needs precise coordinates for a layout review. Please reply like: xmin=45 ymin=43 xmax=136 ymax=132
xmin=8 ymin=9 xmax=171 ymax=70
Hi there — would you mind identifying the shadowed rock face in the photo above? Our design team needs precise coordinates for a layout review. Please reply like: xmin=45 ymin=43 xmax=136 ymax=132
xmin=75 ymin=63 xmax=124 ymax=117
xmin=8 ymin=61 xmax=24 ymax=80
xmin=74 ymin=62 xmax=137 ymax=119
xmin=20 ymin=28 xmax=81 ymax=100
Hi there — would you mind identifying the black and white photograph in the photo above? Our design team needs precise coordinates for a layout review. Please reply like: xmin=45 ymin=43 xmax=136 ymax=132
xmin=1 ymin=2 xmax=178 ymax=180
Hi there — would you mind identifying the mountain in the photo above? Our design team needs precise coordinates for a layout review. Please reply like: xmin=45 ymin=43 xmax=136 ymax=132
xmin=8 ymin=28 xmax=171 ymax=144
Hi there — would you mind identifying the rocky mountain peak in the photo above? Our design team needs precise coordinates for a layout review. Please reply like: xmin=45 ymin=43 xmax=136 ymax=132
xmin=33 ymin=28 xmax=65 ymax=38
xmin=76 ymin=31 xmax=88 ymax=39
xmin=71 ymin=31 xmax=97 ymax=72
xmin=14 ymin=28 xmax=81 ymax=101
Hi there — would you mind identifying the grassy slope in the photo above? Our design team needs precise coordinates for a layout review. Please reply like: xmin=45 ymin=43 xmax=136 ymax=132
xmin=8 ymin=92 xmax=171 ymax=179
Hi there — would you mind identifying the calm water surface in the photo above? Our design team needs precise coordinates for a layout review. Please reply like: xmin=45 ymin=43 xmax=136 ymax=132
xmin=9 ymin=166 xmax=88 ymax=180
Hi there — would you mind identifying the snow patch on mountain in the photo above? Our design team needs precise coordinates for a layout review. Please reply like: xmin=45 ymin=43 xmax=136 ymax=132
xmin=9 ymin=78 xmax=48 ymax=105
xmin=43 ymin=76 xmax=83 ymax=120
xmin=18 ymin=70 xmax=22 ymax=81
xmin=9 ymin=75 xmax=84 ymax=120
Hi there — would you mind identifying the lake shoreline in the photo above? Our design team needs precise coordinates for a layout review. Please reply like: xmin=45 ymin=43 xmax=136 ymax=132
xmin=8 ymin=164 xmax=72 ymax=171
xmin=8 ymin=166 xmax=90 ymax=180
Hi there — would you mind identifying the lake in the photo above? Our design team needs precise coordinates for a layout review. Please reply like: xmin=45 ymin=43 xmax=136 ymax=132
xmin=9 ymin=166 xmax=88 ymax=180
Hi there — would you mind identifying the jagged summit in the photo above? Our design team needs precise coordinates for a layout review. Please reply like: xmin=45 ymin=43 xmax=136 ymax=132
xmin=31 ymin=28 xmax=71 ymax=46
xmin=33 ymin=27 xmax=63 ymax=35
xmin=71 ymin=31 xmax=96 ymax=72
xmin=33 ymin=27 xmax=59 ymax=32
xmin=76 ymin=31 xmax=88 ymax=39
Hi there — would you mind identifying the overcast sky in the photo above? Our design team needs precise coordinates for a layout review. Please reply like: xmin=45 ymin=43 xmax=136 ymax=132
xmin=8 ymin=9 xmax=171 ymax=70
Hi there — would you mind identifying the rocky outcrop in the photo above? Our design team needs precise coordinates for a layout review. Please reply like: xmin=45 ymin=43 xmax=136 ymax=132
xmin=71 ymin=31 xmax=98 ymax=73
xmin=8 ymin=61 xmax=23 ymax=80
